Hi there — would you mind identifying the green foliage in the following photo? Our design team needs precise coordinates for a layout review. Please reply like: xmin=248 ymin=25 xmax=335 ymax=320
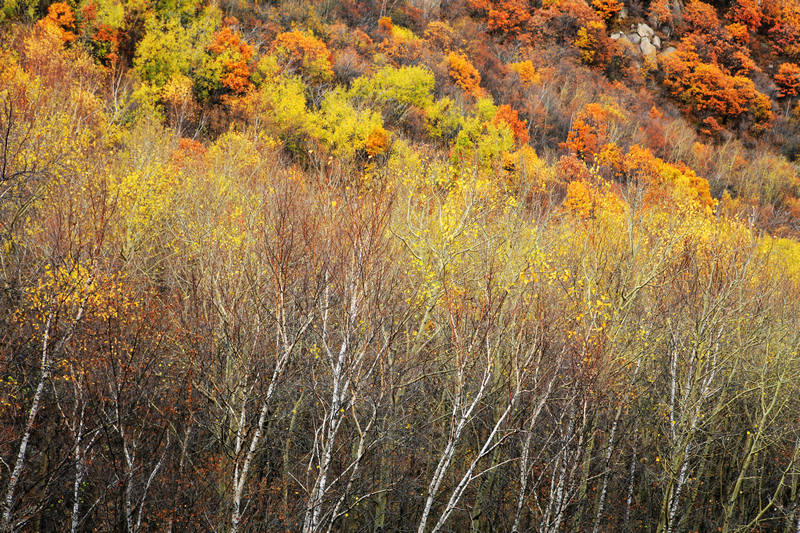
xmin=84 ymin=0 xmax=126 ymax=29
xmin=1 ymin=0 xmax=39 ymax=21
xmin=425 ymin=97 xmax=462 ymax=140
xmin=317 ymin=87 xmax=385 ymax=159
xmin=133 ymin=7 xmax=220 ymax=90
xmin=237 ymin=74 xmax=318 ymax=153
xmin=451 ymin=98 xmax=514 ymax=166
xmin=349 ymin=65 xmax=435 ymax=111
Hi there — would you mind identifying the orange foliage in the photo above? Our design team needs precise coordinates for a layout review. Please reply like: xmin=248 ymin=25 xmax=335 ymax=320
xmin=556 ymin=154 xmax=592 ymax=182
xmin=682 ymin=0 xmax=720 ymax=34
xmin=563 ymin=102 xmax=623 ymax=163
xmin=766 ymin=0 xmax=800 ymax=59
xmin=725 ymin=22 xmax=750 ymax=45
xmin=493 ymin=104 xmax=530 ymax=145
xmin=591 ymin=0 xmax=622 ymax=21
xmin=273 ymin=31 xmax=334 ymax=83
xmin=209 ymin=26 xmax=254 ymax=93
xmin=470 ymin=0 xmax=533 ymax=37
xmin=775 ymin=62 xmax=800 ymax=97
xmin=37 ymin=2 xmax=77 ymax=44
xmin=365 ymin=126 xmax=390 ymax=156
xmin=648 ymin=0 xmax=674 ymax=27
xmin=445 ymin=51 xmax=483 ymax=97
xmin=623 ymin=144 xmax=715 ymax=210
xmin=378 ymin=16 xmax=394 ymax=33
xmin=661 ymin=47 xmax=773 ymax=134
xmin=172 ymin=138 xmax=207 ymax=167
xmin=729 ymin=0 xmax=762 ymax=31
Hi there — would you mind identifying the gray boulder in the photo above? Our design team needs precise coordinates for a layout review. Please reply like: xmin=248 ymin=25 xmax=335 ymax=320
xmin=640 ymin=36 xmax=657 ymax=56
xmin=652 ymin=35 xmax=662 ymax=48
xmin=637 ymin=23 xmax=655 ymax=39
xmin=629 ymin=33 xmax=641 ymax=44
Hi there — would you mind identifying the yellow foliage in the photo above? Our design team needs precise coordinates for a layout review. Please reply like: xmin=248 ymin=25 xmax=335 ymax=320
xmin=445 ymin=51 xmax=483 ymax=98
xmin=508 ymin=60 xmax=541 ymax=84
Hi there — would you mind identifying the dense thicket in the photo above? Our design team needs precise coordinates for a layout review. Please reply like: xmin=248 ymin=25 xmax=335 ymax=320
xmin=3 ymin=0 xmax=800 ymax=531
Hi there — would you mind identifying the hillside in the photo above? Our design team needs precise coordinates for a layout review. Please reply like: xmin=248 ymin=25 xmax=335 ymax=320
xmin=2 ymin=0 xmax=800 ymax=531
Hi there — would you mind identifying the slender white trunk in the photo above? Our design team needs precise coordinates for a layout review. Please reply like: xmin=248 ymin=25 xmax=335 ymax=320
xmin=417 ymin=364 xmax=491 ymax=533
xmin=592 ymin=406 xmax=622 ymax=533
xmin=231 ymin=316 xmax=311 ymax=532
xmin=430 ymin=393 xmax=518 ymax=533
xmin=512 ymin=431 xmax=533 ymax=533
xmin=71 ymin=414 xmax=85 ymax=533
xmin=624 ymin=448 xmax=637 ymax=524
xmin=1 ymin=313 xmax=53 ymax=533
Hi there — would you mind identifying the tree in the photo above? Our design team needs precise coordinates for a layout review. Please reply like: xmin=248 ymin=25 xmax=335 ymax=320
xmin=591 ymin=0 xmax=622 ymax=21
xmin=445 ymin=51 xmax=483 ymax=98
xmin=493 ymin=103 xmax=530 ymax=146
xmin=775 ymin=62 xmax=800 ymax=97
xmin=273 ymin=30 xmax=334 ymax=84
xmin=37 ymin=2 xmax=77 ymax=44
xmin=196 ymin=23 xmax=254 ymax=99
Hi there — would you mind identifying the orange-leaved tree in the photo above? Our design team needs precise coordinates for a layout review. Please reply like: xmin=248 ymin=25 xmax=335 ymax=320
xmin=660 ymin=47 xmax=773 ymax=134
xmin=37 ymin=2 xmax=77 ymax=44
xmin=563 ymin=102 xmax=625 ymax=164
xmin=445 ymin=51 xmax=483 ymax=98
xmin=469 ymin=0 xmax=533 ymax=38
xmin=775 ymin=62 xmax=800 ymax=97
xmin=208 ymin=25 xmax=255 ymax=94
xmin=592 ymin=0 xmax=623 ymax=21
xmin=273 ymin=30 xmax=334 ymax=84
xmin=493 ymin=104 xmax=530 ymax=146
xmin=729 ymin=0 xmax=763 ymax=32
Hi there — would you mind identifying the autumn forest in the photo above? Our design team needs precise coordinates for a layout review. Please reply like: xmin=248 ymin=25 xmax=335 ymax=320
xmin=3 ymin=0 xmax=800 ymax=530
